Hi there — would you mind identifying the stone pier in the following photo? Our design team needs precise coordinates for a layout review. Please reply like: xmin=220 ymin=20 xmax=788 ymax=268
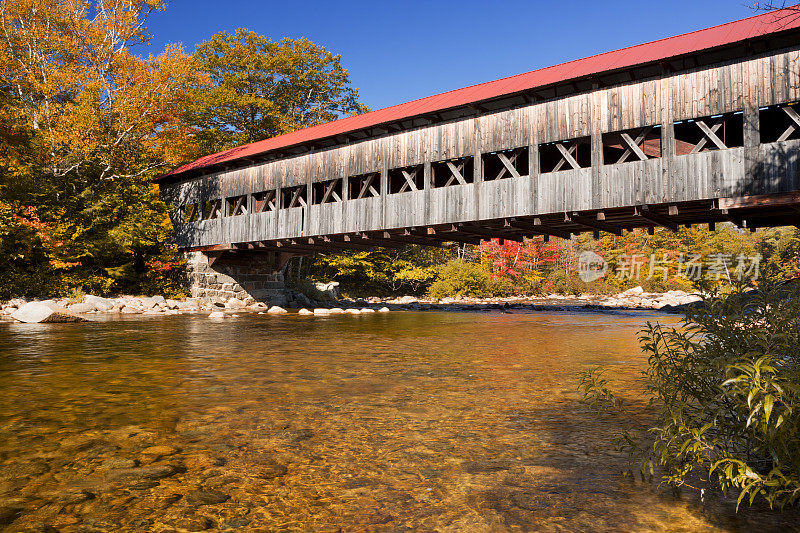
xmin=185 ymin=252 xmax=299 ymax=307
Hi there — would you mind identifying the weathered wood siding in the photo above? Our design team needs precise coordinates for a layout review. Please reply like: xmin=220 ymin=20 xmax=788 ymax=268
xmin=163 ymin=47 xmax=800 ymax=248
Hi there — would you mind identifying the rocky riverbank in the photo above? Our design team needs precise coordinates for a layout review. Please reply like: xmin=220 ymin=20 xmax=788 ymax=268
xmin=0 ymin=286 xmax=703 ymax=323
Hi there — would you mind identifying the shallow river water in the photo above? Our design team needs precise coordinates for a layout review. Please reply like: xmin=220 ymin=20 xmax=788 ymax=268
xmin=0 ymin=309 xmax=798 ymax=532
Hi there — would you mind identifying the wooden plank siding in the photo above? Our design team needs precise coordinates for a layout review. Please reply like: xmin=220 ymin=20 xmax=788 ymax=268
xmin=163 ymin=47 xmax=800 ymax=249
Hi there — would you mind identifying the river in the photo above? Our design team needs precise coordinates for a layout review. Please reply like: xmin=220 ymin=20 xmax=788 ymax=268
xmin=0 ymin=309 xmax=798 ymax=532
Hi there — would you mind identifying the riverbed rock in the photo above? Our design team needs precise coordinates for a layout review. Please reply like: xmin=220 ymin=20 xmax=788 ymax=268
xmin=185 ymin=490 xmax=229 ymax=506
xmin=329 ymin=308 xmax=344 ymax=314
xmin=225 ymin=298 xmax=245 ymax=309
xmin=313 ymin=308 xmax=330 ymax=315
xmin=208 ymin=311 xmax=225 ymax=319
xmin=120 ymin=306 xmax=141 ymax=314
xmin=68 ymin=302 xmax=95 ymax=313
xmin=85 ymin=295 xmax=113 ymax=311
xmin=298 ymin=308 xmax=313 ymax=315
xmin=106 ymin=464 xmax=179 ymax=482
xmin=314 ymin=281 xmax=340 ymax=299
xmin=344 ymin=308 xmax=362 ymax=315
xmin=0 ymin=505 xmax=22 ymax=526
xmin=11 ymin=302 xmax=88 ymax=323
xmin=141 ymin=445 xmax=180 ymax=458
xmin=378 ymin=307 xmax=390 ymax=313
xmin=267 ymin=306 xmax=287 ymax=314
xmin=360 ymin=308 xmax=376 ymax=313
xmin=253 ymin=460 xmax=288 ymax=479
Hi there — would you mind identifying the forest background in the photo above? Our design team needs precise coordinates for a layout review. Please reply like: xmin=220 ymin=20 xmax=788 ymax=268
xmin=1 ymin=0 xmax=798 ymax=301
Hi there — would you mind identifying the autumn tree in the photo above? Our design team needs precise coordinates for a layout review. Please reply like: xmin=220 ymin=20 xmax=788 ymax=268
xmin=190 ymin=29 xmax=367 ymax=152
xmin=0 ymin=0 xmax=203 ymax=295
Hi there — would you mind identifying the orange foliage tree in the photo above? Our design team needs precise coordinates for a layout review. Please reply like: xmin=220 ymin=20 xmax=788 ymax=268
xmin=0 ymin=0 xmax=205 ymax=295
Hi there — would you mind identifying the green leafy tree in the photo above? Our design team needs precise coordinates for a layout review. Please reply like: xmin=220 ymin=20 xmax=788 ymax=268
xmin=310 ymin=245 xmax=452 ymax=297
xmin=191 ymin=29 xmax=368 ymax=152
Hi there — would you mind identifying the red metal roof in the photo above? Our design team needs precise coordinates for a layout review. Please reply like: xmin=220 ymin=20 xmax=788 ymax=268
xmin=161 ymin=8 xmax=800 ymax=180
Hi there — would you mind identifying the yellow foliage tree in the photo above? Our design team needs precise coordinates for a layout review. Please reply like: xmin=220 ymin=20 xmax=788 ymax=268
xmin=0 ymin=0 xmax=204 ymax=295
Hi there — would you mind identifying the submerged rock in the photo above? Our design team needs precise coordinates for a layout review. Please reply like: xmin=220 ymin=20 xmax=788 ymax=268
xmin=11 ymin=302 xmax=88 ymax=324
xmin=253 ymin=460 xmax=288 ymax=479
xmin=208 ymin=311 xmax=225 ymax=319
xmin=106 ymin=464 xmax=180 ymax=482
xmin=0 ymin=505 xmax=22 ymax=526
xmin=185 ymin=490 xmax=229 ymax=506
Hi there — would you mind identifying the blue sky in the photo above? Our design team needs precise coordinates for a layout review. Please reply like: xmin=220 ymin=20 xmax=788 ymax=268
xmin=144 ymin=1 xmax=758 ymax=111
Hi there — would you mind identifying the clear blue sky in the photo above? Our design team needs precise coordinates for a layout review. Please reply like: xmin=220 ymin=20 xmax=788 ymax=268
xmin=144 ymin=1 xmax=757 ymax=112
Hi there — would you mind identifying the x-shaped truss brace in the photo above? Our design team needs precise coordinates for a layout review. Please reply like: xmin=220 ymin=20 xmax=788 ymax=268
xmin=614 ymin=127 xmax=654 ymax=163
xmin=777 ymin=105 xmax=800 ymax=142
xmin=228 ymin=196 xmax=248 ymax=216
xmin=255 ymin=190 xmax=277 ymax=212
xmin=490 ymin=149 xmax=524 ymax=179
xmin=287 ymin=187 xmax=307 ymax=208
xmin=183 ymin=203 xmax=199 ymax=222
xmin=203 ymin=199 xmax=223 ymax=220
xmin=354 ymin=173 xmax=380 ymax=199
xmin=398 ymin=167 xmax=421 ymax=192
xmin=690 ymin=117 xmax=727 ymax=153
xmin=441 ymin=160 xmax=467 ymax=186
xmin=319 ymin=179 xmax=342 ymax=203
xmin=553 ymin=141 xmax=583 ymax=171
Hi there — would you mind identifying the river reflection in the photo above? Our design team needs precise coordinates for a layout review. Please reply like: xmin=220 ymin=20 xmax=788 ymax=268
xmin=0 ymin=310 xmax=798 ymax=532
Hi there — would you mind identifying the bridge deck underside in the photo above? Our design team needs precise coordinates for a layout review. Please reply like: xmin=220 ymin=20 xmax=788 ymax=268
xmin=192 ymin=193 xmax=800 ymax=258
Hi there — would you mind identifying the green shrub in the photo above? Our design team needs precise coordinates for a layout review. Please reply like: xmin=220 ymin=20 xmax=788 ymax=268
xmin=623 ymin=283 xmax=800 ymax=509
xmin=428 ymin=259 xmax=494 ymax=298
xmin=543 ymin=270 xmax=584 ymax=295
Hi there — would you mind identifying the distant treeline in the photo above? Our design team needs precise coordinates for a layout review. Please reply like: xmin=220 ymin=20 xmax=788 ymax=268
xmin=304 ymin=225 xmax=800 ymax=298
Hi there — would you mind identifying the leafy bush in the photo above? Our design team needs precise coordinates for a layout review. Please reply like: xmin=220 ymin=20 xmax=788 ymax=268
xmin=543 ymin=270 xmax=583 ymax=295
xmin=428 ymin=259 xmax=496 ymax=298
xmin=624 ymin=283 xmax=800 ymax=509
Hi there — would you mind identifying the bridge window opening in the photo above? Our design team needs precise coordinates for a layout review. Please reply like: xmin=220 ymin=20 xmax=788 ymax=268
xmin=431 ymin=156 xmax=474 ymax=187
xmin=252 ymin=190 xmax=277 ymax=212
xmin=602 ymin=125 xmax=662 ymax=164
xmin=225 ymin=195 xmax=248 ymax=216
xmin=389 ymin=165 xmax=423 ymax=194
xmin=312 ymin=178 xmax=343 ymax=204
xmin=759 ymin=102 xmax=800 ymax=143
xmin=202 ymin=199 xmax=223 ymax=220
xmin=182 ymin=203 xmax=199 ymax=223
xmin=539 ymin=137 xmax=590 ymax=173
xmin=281 ymin=185 xmax=307 ymax=209
xmin=673 ymin=111 xmax=743 ymax=155
xmin=482 ymin=147 xmax=529 ymax=180
xmin=348 ymin=172 xmax=381 ymax=199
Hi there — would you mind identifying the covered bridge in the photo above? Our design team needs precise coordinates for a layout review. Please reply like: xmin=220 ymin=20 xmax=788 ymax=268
xmin=157 ymin=9 xmax=800 ymax=301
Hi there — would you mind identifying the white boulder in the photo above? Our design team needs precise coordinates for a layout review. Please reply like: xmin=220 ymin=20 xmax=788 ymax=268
xmin=12 ymin=302 xmax=88 ymax=323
